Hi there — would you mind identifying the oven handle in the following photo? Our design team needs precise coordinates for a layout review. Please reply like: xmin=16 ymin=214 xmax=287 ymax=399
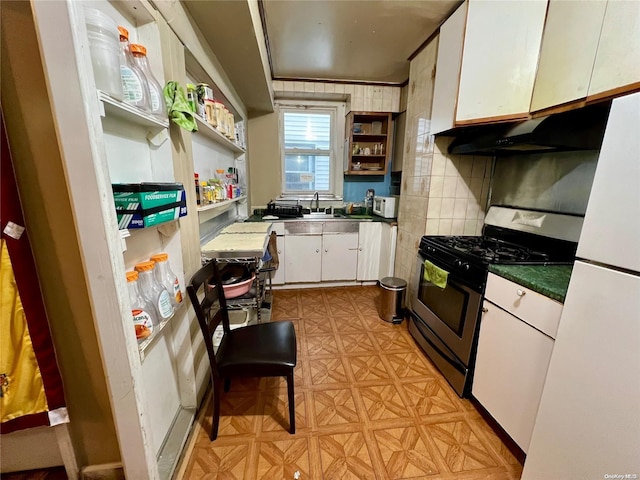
xmin=410 ymin=311 xmax=467 ymax=375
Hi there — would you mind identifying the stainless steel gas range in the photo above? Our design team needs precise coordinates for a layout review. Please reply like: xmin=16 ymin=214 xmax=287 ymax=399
xmin=409 ymin=206 xmax=583 ymax=397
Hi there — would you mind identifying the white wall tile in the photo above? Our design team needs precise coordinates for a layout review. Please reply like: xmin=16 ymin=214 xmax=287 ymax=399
xmin=443 ymin=176 xmax=458 ymax=197
xmin=466 ymin=201 xmax=480 ymax=219
xmin=451 ymin=219 xmax=465 ymax=235
xmin=463 ymin=219 xmax=477 ymax=235
xmin=427 ymin=197 xmax=442 ymax=218
xmin=471 ymin=157 xmax=486 ymax=178
xmin=426 ymin=219 xmax=440 ymax=234
xmin=470 ymin=177 xmax=483 ymax=200
xmin=453 ymin=198 xmax=468 ymax=218
xmin=438 ymin=219 xmax=453 ymax=235
xmin=440 ymin=198 xmax=455 ymax=218
xmin=324 ymin=83 xmax=335 ymax=94
xmin=458 ymin=156 xmax=473 ymax=177
xmin=272 ymin=80 xmax=283 ymax=91
xmin=314 ymin=83 xmax=324 ymax=93
xmin=456 ymin=178 xmax=470 ymax=198
xmin=444 ymin=157 xmax=459 ymax=176
xmin=430 ymin=176 xmax=444 ymax=197
xmin=294 ymin=81 xmax=304 ymax=91
xmin=432 ymin=154 xmax=446 ymax=176
xmin=334 ymin=84 xmax=345 ymax=94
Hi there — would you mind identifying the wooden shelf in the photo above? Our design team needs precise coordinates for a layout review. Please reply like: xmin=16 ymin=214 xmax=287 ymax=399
xmin=197 ymin=195 xmax=247 ymax=223
xmin=345 ymin=111 xmax=392 ymax=176
xmin=98 ymin=91 xmax=169 ymax=129
xmin=194 ymin=115 xmax=245 ymax=154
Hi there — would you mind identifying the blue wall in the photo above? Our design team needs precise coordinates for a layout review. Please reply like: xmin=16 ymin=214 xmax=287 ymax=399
xmin=343 ymin=173 xmax=391 ymax=203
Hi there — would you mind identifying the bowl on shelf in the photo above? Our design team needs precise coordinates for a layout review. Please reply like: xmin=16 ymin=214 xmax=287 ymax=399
xmin=209 ymin=264 xmax=255 ymax=299
xmin=222 ymin=274 xmax=255 ymax=299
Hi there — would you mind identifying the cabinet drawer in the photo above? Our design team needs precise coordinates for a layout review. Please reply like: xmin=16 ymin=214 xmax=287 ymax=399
xmin=485 ymin=273 xmax=563 ymax=339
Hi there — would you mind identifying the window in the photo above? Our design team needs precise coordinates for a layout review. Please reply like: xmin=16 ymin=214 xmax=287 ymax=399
xmin=279 ymin=103 xmax=344 ymax=198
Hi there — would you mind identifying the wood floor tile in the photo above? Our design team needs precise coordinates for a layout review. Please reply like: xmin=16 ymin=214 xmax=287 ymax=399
xmin=339 ymin=332 xmax=378 ymax=354
xmin=371 ymin=426 xmax=441 ymax=479
xmin=318 ymin=431 xmax=377 ymax=479
xmin=332 ymin=315 xmax=367 ymax=333
xmin=254 ymin=438 xmax=311 ymax=480
xmin=425 ymin=420 xmax=499 ymax=473
xmin=179 ymin=287 xmax=522 ymax=480
xmin=356 ymin=384 xmax=413 ymax=422
xmin=308 ymin=356 xmax=349 ymax=386
xmin=401 ymin=379 xmax=461 ymax=417
xmin=312 ymin=388 xmax=360 ymax=427
xmin=187 ymin=442 xmax=252 ymax=479
xmin=346 ymin=354 xmax=394 ymax=383
xmin=306 ymin=333 xmax=340 ymax=356
xmin=303 ymin=316 xmax=334 ymax=335
xmin=384 ymin=352 xmax=437 ymax=379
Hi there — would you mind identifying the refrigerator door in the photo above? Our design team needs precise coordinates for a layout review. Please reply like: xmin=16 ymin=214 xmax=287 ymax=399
xmin=522 ymin=261 xmax=640 ymax=479
xmin=577 ymin=92 xmax=640 ymax=271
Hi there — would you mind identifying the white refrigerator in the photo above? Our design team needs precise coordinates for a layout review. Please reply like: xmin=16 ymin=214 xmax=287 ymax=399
xmin=522 ymin=92 xmax=640 ymax=479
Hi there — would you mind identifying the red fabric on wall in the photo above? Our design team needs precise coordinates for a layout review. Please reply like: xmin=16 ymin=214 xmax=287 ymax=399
xmin=1 ymin=113 xmax=67 ymax=433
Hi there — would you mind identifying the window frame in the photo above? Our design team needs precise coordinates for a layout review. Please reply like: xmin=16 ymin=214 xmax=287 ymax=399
xmin=277 ymin=100 xmax=345 ymax=200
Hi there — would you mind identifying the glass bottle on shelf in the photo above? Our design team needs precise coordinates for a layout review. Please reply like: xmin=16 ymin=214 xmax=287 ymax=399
xmin=130 ymin=43 xmax=166 ymax=117
xmin=150 ymin=253 xmax=182 ymax=308
xmin=134 ymin=261 xmax=173 ymax=322
xmin=126 ymin=270 xmax=157 ymax=342
xmin=117 ymin=26 xmax=150 ymax=111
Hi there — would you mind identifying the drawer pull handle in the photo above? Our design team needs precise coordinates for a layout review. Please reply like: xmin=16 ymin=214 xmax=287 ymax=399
xmin=517 ymin=289 xmax=526 ymax=297
xmin=482 ymin=307 xmax=488 ymax=313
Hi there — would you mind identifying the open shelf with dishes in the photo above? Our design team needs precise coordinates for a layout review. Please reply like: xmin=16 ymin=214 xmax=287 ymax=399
xmin=345 ymin=111 xmax=392 ymax=175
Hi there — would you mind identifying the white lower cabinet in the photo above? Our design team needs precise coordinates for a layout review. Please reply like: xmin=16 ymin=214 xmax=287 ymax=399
xmin=473 ymin=273 xmax=562 ymax=453
xmin=357 ymin=222 xmax=382 ymax=281
xmin=284 ymin=235 xmax=322 ymax=283
xmin=322 ymin=233 xmax=358 ymax=281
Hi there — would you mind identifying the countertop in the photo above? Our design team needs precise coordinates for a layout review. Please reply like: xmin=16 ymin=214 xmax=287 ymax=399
xmin=245 ymin=213 xmax=398 ymax=225
xmin=488 ymin=264 xmax=574 ymax=303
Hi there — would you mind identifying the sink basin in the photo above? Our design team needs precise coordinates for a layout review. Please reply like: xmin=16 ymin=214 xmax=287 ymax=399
xmin=302 ymin=213 xmax=340 ymax=220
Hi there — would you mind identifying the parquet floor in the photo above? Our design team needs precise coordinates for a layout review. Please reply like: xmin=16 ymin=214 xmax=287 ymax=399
xmin=179 ymin=286 xmax=522 ymax=480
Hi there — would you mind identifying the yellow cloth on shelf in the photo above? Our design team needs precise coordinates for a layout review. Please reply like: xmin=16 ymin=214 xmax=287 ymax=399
xmin=423 ymin=259 xmax=449 ymax=289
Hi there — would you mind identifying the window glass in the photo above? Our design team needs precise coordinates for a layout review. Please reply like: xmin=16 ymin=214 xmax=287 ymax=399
xmin=282 ymin=110 xmax=333 ymax=194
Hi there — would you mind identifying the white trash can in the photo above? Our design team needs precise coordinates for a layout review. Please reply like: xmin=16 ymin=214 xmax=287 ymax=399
xmin=377 ymin=277 xmax=407 ymax=324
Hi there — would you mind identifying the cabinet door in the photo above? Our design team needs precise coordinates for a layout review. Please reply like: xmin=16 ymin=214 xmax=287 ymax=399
xmin=284 ymin=235 xmax=322 ymax=283
xmin=473 ymin=301 xmax=555 ymax=453
xmin=357 ymin=222 xmax=382 ymax=281
xmin=530 ymin=0 xmax=606 ymax=112
xmin=272 ymin=235 xmax=285 ymax=285
xmin=431 ymin=1 xmax=467 ymax=135
xmin=322 ymin=233 xmax=358 ymax=281
xmin=588 ymin=0 xmax=640 ymax=100
xmin=456 ymin=0 xmax=547 ymax=124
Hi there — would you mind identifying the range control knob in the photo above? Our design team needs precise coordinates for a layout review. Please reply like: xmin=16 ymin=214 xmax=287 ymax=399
xmin=455 ymin=259 xmax=470 ymax=271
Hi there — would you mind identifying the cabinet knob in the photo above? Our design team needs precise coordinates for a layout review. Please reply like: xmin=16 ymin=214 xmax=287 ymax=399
xmin=482 ymin=307 xmax=488 ymax=313
xmin=324 ymin=249 xmax=328 ymax=253
xmin=316 ymin=249 xmax=320 ymax=253
xmin=516 ymin=289 xmax=526 ymax=297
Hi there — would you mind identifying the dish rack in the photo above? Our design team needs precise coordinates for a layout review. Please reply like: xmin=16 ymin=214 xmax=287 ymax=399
xmin=265 ymin=201 xmax=303 ymax=218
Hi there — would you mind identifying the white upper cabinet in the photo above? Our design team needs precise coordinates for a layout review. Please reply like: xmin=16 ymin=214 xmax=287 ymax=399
xmin=587 ymin=0 xmax=640 ymax=100
xmin=431 ymin=1 xmax=467 ymax=135
xmin=530 ymin=0 xmax=607 ymax=112
xmin=455 ymin=0 xmax=547 ymax=124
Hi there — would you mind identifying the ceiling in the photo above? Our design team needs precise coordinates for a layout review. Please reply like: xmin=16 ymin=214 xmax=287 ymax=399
xmin=262 ymin=0 xmax=462 ymax=84
xmin=183 ymin=0 xmax=461 ymax=116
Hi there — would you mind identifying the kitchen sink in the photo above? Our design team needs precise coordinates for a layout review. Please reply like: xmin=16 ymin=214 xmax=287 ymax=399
xmin=302 ymin=212 xmax=341 ymax=220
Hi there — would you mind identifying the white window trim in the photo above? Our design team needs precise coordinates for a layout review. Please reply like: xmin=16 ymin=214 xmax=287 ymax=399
xmin=277 ymin=100 xmax=345 ymax=200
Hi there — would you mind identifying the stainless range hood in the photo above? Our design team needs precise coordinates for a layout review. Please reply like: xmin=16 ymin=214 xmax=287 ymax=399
xmin=447 ymin=102 xmax=612 ymax=156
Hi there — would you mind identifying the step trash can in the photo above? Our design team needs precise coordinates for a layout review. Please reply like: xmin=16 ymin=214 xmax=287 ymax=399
xmin=377 ymin=277 xmax=407 ymax=324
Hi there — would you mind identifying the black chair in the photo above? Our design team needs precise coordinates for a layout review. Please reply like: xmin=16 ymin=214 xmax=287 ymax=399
xmin=187 ymin=259 xmax=297 ymax=440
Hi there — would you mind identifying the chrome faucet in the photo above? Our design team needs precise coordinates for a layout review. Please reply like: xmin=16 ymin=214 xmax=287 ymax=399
xmin=311 ymin=191 xmax=320 ymax=212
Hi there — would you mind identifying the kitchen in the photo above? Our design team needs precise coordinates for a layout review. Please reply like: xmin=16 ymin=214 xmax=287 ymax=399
xmin=1 ymin=1 xmax=639 ymax=479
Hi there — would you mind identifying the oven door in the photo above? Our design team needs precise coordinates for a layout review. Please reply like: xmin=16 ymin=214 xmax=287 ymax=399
xmin=411 ymin=252 xmax=482 ymax=366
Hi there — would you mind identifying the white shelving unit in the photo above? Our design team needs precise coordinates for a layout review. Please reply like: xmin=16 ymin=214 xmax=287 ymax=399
xmin=98 ymin=90 xmax=169 ymax=129
xmin=194 ymin=114 xmax=245 ymax=154
xmin=197 ymin=195 xmax=247 ymax=224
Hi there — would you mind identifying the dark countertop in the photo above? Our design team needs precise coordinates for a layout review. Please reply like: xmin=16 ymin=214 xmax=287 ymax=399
xmin=488 ymin=264 xmax=574 ymax=303
xmin=245 ymin=213 xmax=398 ymax=225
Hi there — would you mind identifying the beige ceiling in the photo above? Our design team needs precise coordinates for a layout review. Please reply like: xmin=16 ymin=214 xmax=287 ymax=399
xmin=262 ymin=0 xmax=462 ymax=84
xmin=182 ymin=0 xmax=461 ymax=116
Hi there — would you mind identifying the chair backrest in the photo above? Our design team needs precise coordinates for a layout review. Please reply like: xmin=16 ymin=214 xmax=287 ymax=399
xmin=186 ymin=259 xmax=229 ymax=378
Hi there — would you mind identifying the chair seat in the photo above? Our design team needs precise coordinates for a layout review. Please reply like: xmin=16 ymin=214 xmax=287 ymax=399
xmin=216 ymin=321 xmax=296 ymax=377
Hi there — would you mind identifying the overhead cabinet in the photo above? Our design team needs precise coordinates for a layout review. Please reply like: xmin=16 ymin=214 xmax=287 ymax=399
xmin=345 ymin=111 xmax=392 ymax=174
xmin=530 ymin=0 xmax=640 ymax=113
xmin=455 ymin=0 xmax=547 ymax=125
